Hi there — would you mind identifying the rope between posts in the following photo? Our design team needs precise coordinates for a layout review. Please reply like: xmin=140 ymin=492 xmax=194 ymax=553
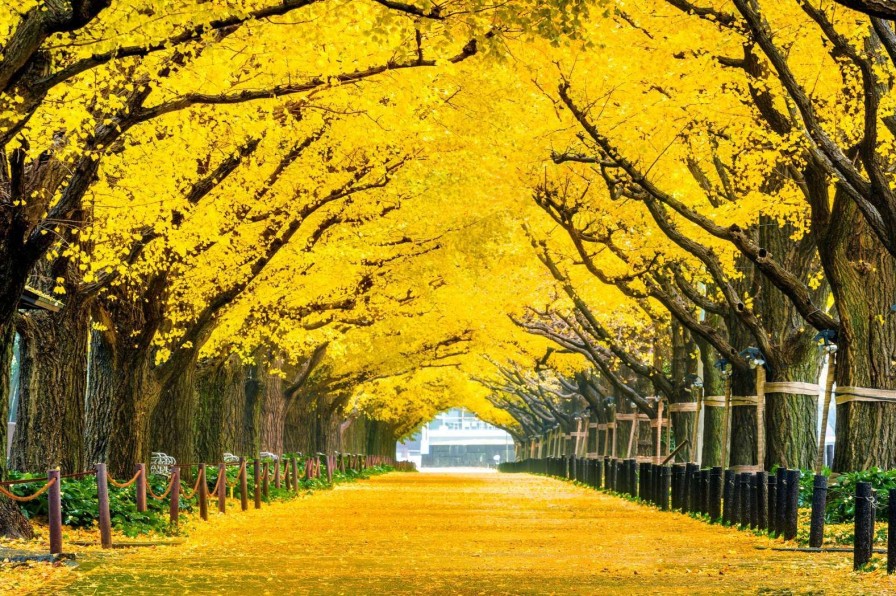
xmin=147 ymin=474 xmax=176 ymax=501
xmin=179 ymin=475 xmax=203 ymax=500
xmin=0 ymin=470 xmax=94 ymax=486
xmin=107 ymin=470 xmax=142 ymax=489
xmin=0 ymin=477 xmax=56 ymax=502
xmin=226 ymin=461 xmax=247 ymax=489
xmin=208 ymin=470 xmax=224 ymax=497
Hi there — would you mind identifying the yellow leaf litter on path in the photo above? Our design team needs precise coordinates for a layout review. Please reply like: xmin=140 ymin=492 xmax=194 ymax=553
xmin=27 ymin=473 xmax=896 ymax=594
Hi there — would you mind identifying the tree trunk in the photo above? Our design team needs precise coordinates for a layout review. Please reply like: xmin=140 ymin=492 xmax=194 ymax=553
xmin=195 ymin=356 xmax=243 ymax=462
xmin=283 ymin=388 xmax=317 ymax=455
xmin=697 ymin=333 xmax=724 ymax=467
xmin=729 ymin=370 xmax=758 ymax=466
xmin=756 ymin=217 xmax=824 ymax=470
xmin=259 ymin=356 xmax=287 ymax=454
xmin=0 ymin=321 xmax=33 ymax=538
xmin=221 ymin=358 xmax=252 ymax=456
xmin=91 ymin=291 xmax=164 ymax=477
xmin=12 ymin=296 xmax=89 ymax=473
xmin=820 ymin=197 xmax=896 ymax=471
xmin=241 ymin=362 xmax=263 ymax=457
xmin=364 ymin=418 xmax=397 ymax=456
xmin=85 ymin=328 xmax=115 ymax=466
xmin=669 ymin=320 xmax=697 ymax=460
xmin=150 ymin=354 xmax=198 ymax=466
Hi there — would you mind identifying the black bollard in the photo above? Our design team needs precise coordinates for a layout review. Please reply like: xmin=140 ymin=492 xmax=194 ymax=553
xmin=660 ymin=466 xmax=671 ymax=511
xmin=628 ymin=459 xmax=638 ymax=498
xmin=854 ymin=482 xmax=874 ymax=571
xmin=750 ymin=474 xmax=759 ymax=529
xmin=615 ymin=459 xmax=622 ymax=492
xmin=709 ymin=467 xmax=723 ymax=522
xmin=767 ymin=475 xmax=777 ymax=534
xmin=809 ymin=474 xmax=827 ymax=548
xmin=639 ymin=462 xmax=649 ymax=501
xmin=656 ymin=464 xmax=664 ymax=505
xmin=692 ymin=469 xmax=701 ymax=514
xmin=739 ymin=474 xmax=751 ymax=529
xmin=670 ymin=464 xmax=678 ymax=509
xmin=689 ymin=468 xmax=701 ymax=514
xmin=695 ymin=470 xmax=704 ymax=514
xmin=775 ymin=468 xmax=788 ymax=537
xmin=701 ymin=470 xmax=711 ymax=515
xmin=615 ymin=459 xmax=622 ymax=493
xmin=596 ymin=459 xmax=604 ymax=489
xmin=609 ymin=459 xmax=617 ymax=491
xmin=889 ymin=489 xmax=896 ymax=574
xmin=616 ymin=459 xmax=622 ymax=492
xmin=684 ymin=463 xmax=698 ymax=513
xmin=757 ymin=471 xmax=768 ymax=530
xmin=731 ymin=473 xmax=742 ymax=527
xmin=785 ymin=469 xmax=801 ymax=541
xmin=723 ymin=469 xmax=735 ymax=524
xmin=672 ymin=464 xmax=685 ymax=510
xmin=648 ymin=463 xmax=657 ymax=503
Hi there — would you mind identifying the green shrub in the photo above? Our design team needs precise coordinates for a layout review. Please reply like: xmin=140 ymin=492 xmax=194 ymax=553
xmin=5 ymin=461 xmax=395 ymax=537
xmin=6 ymin=471 xmax=174 ymax=536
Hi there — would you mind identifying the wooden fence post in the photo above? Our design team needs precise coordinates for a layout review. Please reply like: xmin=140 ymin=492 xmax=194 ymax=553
xmin=217 ymin=463 xmax=227 ymax=514
xmin=48 ymin=470 xmax=62 ymax=555
xmin=168 ymin=466 xmax=181 ymax=527
xmin=262 ymin=462 xmax=270 ymax=500
xmin=292 ymin=457 xmax=299 ymax=491
xmin=136 ymin=463 xmax=147 ymax=513
xmin=755 ymin=366 xmax=766 ymax=471
xmin=253 ymin=459 xmax=261 ymax=509
xmin=275 ymin=458 xmax=281 ymax=489
xmin=239 ymin=457 xmax=249 ymax=511
xmin=198 ymin=464 xmax=208 ymax=521
xmin=95 ymin=463 xmax=113 ymax=548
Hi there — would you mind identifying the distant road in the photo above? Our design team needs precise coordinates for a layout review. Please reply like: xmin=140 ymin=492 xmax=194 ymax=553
xmin=418 ymin=466 xmax=497 ymax=474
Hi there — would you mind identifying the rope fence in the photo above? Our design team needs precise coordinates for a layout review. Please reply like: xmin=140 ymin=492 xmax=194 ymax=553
xmin=0 ymin=452 xmax=400 ymax=556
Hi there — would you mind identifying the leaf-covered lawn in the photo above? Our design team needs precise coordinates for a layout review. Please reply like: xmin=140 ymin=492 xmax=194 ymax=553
xmin=12 ymin=472 xmax=896 ymax=594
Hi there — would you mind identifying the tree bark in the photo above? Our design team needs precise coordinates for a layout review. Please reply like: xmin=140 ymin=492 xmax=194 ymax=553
xmin=85 ymin=327 xmax=115 ymax=466
xmin=259 ymin=355 xmax=287 ymax=455
xmin=696 ymin=333 xmax=725 ymax=467
xmin=12 ymin=294 xmax=89 ymax=473
xmin=0 ymin=322 xmax=32 ymax=538
xmin=194 ymin=355 xmax=243 ymax=462
xmin=150 ymin=353 xmax=198 ymax=466
xmin=821 ymin=197 xmax=896 ymax=471
xmin=755 ymin=218 xmax=824 ymax=470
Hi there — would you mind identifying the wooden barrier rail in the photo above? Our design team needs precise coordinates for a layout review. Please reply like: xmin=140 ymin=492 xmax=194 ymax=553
xmin=1 ymin=453 xmax=402 ymax=556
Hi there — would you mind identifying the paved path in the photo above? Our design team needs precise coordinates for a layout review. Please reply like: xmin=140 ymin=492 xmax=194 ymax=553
xmin=48 ymin=473 xmax=895 ymax=594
